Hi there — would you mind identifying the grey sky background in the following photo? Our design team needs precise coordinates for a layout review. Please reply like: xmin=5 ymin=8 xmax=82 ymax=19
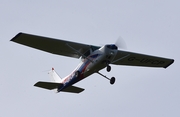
xmin=1 ymin=0 xmax=179 ymax=117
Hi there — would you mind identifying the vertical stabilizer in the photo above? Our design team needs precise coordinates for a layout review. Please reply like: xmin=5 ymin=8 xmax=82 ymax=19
xmin=48 ymin=68 xmax=62 ymax=83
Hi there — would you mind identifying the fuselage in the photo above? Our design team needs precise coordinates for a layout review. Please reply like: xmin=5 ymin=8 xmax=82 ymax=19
xmin=58 ymin=44 xmax=118 ymax=92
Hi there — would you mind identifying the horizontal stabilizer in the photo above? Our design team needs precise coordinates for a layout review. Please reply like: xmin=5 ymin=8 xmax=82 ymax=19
xmin=62 ymin=86 xmax=85 ymax=93
xmin=34 ymin=81 xmax=63 ymax=90
xmin=34 ymin=81 xmax=84 ymax=93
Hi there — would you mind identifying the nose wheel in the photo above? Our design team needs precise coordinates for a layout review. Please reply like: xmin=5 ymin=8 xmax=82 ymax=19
xmin=106 ymin=65 xmax=111 ymax=72
xmin=97 ymin=72 xmax=116 ymax=85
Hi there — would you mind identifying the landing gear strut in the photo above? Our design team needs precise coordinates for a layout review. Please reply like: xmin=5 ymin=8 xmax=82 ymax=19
xmin=97 ymin=72 xmax=115 ymax=85
xmin=106 ymin=61 xmax=111 ymax=72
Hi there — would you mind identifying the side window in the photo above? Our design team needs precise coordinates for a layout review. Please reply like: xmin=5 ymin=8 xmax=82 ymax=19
xmin=91 ymin=46 xmax=100 ymax=52
xmin=83 ymin=50 xmax=90 ymax=57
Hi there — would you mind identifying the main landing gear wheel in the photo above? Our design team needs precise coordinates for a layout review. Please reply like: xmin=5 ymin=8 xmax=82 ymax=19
xmin=110 ymin=77 xmax=115 ymax=85
xmin=75 ymin=71 xmax=80 ymax=78
xmin=96 ymin=72 xmax=115 ymax=85
xmin=106 ymin=65 xmax=111 ymax=72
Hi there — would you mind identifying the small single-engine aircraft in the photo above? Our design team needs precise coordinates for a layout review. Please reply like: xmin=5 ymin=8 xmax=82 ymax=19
xmin=11 ymin=33 xmax=174 ymax=93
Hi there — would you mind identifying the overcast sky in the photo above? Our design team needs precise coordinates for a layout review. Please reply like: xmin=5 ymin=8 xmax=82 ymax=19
xmin=1 ymin=0 xmax=179 ymax=117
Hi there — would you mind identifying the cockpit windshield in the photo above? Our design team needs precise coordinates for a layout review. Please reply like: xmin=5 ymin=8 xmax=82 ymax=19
xmin=106 ymin=44 xmax=118 ymax=50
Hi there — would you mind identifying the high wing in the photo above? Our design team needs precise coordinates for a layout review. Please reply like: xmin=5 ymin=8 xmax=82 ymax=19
xmin=11 ymin=33 xmax=174 ymax=68
xmin=11 ymin=32 xmax=99 ymax=58
xmin=112 ymin=50 xmax=174 ymax=68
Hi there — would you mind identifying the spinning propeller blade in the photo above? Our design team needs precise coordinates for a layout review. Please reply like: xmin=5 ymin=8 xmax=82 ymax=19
xmin=115 ymin=36 xmax=127 ymax=49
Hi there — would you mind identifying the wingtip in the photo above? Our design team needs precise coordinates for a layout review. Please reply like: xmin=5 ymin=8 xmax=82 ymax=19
xmin=10 ymin=32 xmax=23 ymax=42
xmin=164 ymin=59 xmax=174 ymax=68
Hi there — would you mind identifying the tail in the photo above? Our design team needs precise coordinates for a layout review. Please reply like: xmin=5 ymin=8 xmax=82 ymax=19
xmin=34 ymin=67 xmax=85 ymax=93
xmin=48 ymin=68 xmax=62 ymax=83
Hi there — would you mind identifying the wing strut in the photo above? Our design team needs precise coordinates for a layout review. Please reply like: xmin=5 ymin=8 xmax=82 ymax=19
xmin=111 ymin=54 xmax=130 ymax=64
xmin=66 ymin=43 xmax=94 ymax=63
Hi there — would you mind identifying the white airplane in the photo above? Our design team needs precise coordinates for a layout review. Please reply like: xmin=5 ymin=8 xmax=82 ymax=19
xmin=11 ymin=33 xmax=174 ymax=93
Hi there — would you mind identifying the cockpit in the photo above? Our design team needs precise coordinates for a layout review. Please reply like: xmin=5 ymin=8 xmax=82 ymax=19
xmin=106 ymin=44 xmax=118 ymax=50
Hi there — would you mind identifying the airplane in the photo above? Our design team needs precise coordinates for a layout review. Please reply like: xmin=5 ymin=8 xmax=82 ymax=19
xmin=11 ymin=32 xmax=174 ymax=93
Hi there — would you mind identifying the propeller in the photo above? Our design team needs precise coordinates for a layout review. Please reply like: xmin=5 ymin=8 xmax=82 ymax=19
xmin=99 ymin=36 xmax=127 ymax=50
xmin=115 ymin=36 xmax=127 ymax=50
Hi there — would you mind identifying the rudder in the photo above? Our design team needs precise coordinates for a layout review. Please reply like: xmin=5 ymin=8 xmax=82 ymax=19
xmin=48 ymin=68 xmax=62 ymax=82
